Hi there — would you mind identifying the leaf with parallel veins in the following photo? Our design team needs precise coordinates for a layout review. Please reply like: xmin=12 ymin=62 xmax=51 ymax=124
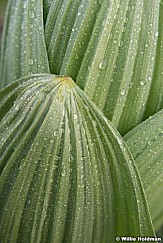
xmin=0 ymin=0 xmax=49 ymax=89
xmin=124 ymin=109 xmax=163 ymax=231
xmin=0 ymin=74 xmax=155 ymax=242
xmin=76 ymin=0 xmax=160 ymax=135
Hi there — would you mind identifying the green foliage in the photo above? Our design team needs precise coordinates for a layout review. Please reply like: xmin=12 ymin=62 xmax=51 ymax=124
xmin=0 ymin=0 xmax=163 ymax=242
xmin=124 ymin=110 xmax=163 ymax=230
xmin=0 ymin=0 xmax=49 ymax=88
xmin=0 ymin=74 xmax=155 ymax=242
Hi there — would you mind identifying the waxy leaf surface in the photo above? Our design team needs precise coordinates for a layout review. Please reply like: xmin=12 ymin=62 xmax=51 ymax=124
xmin=0 ymin=74 xmax=155 ymax=242
xmin=124 ymin=109 xmax=163 ymax=231
xmin=77 ymin=0 xmax=160 ymax=135
xmin=0 ymin=0 xmax=49 ymax=88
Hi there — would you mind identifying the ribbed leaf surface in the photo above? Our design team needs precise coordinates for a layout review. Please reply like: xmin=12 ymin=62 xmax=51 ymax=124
xmin=0 ymin=75 xmax=155 ymax=242
xmin=143 ymin=0 xmax=163 ymax=119
xmin=45 ymin=0 xmax=100 ymax=79
xmin=43 ymin=0 xmax=54 ymax=20
xmin=0 ymin=0 xmax=49 ymax=89
xmin=124 ymin=109 xmax=163 ymax=231
xmin=76 ymin=0 xmax=160 ymax=135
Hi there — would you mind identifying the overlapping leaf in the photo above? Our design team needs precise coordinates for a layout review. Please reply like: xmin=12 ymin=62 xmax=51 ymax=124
xmin=76 ymin=0 xmax=160 ymax=135
xmin=1 ymin=0 xmax=162 ymax=136
xmin=45 ymin=0 xmax=100 ymax=79
xmin=143 ymin=0 xmax=163 ymax=119
xmin=0 ymin=75 xmax=155 ymax=242
xmin=124 ymin=109 xmax=163 ymax=231
xmin=43 ymin=0 xmax=54 ymax=20
xmin=0 ymin=0 xmax=49 ymax=89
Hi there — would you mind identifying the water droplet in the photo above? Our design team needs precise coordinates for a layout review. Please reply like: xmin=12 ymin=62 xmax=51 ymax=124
xmin=53 ymin=130 xmax=59 ymax=136
xmin=120 ymin=89 xmax=126 ymax=96
xmin=148 ymin=140 xmax=152 ymax=146
xmin=75 ymin=53 xmax=79 ymax=60
xmin=29 ymin=10 xmax=35 ymax=19
xmin=155 ymin=31 xmax=159 ymax=37
xmin=98 ymin=59 xmax=107 ymax=70
xmin=140 ymin=79 xmax=146 ymax=86
xmin=28 ymin=58 xmax=34 ymax=65
xmin=74 ymin=113 xmax=78 ymax=120
xmin=38 ymin=24 xmax=42 ymax=31
xmin=117 ymin=136 xmax=122 ymax=145
xmin=61 ymin=171 xmax=66 ymax=177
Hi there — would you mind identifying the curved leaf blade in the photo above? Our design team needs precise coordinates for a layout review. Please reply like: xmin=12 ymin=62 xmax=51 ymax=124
xmin=76 ymin=0 xmax=160 ymax=135
xmin=124 ymin=109 xmax=163 ymax=230
xmin=45 ymin=0 xmax=100 ymax=79
xmin=143 ymin=0 xmax=163 ymax=119
xmin=0 ymin=0 xmax=49 ymax=89
xmin=0 ymin=74 xmax=155 ymax=242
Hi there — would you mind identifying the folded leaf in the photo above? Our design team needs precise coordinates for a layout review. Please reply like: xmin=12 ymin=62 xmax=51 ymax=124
xmin=124 ymin=109 xmax=163 ymax=230
xmin=43 ymin=0 xmax=54 ymax=21
xmin=76 ymin=0 xmax=160 ymax=135
xmin=0 ymin=74 xmax=155 ymax=242
xmin=0 ymin=0 xmax=49 ymax=89
xmin=143 ymin=0 xmax=163 ymax=119
xmin=45 ymin=0 xmax=100 ymax=79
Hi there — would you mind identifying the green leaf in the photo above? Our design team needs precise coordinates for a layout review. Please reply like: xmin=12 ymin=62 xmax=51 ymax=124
xmin=0 ymin=74 xmax=155 ymax=242
xmin=45 ymin=0 xmax=100 ymax=79
xmin=143 ymin=0 xmax=163 ymax=119
xmin=76 ymin=0 xmax=160 ymax=135
xmin=0 ymin=0 xmax=49 ymax=89
xmin=124 ymin=109 xmax=163 ymax=231
xmin=43 ymin=0 xmax=54 ymax=21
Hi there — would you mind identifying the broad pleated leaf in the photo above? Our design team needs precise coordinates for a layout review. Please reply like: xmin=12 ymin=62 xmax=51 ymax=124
xmin=45 ymin=0 xmax=100 ymax=79
xmin=0 ymin=74 xmax=155 ymax=242
xmin=43 ymin=0 xmax=54 ymax=21
xmin=76 ymin=0 xmax=160 ymax=135
xmin=143 ymin=0 xmax=163 ymax=119
xmin=124 ymin=110 xmax=163 ymax=231
xmin=0 ymin=0 xmax=49 ymax=89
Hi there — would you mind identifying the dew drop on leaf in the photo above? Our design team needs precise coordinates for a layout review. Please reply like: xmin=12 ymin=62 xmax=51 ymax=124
xmin=117 ymin=136 xmax=123 ymax=145
xmin=28 ymin=10 xmax=35 ymax=19
xmin=155 ymin=31 xmax=159 ymax=37
xmin=140 ymin=79 xmax=146 ymax=86
xmin=75 ymin=53 xmax=79 ymax=60
xmin=61 ymin=171 xmax=66 ymax=177
xmin=98 ymin=59 xmax=107 ymax=70
xmin=38 ymin=24 xmax=42 ymax=31
xmin=74 ymin=113 xmax=78 ymax=120
xmin=53 ymin=130 xmax=59 ymax=136
xmin=120 ymin=89 xmax=126 ymax=96
xmin=28 ymin=58 xmax=34 ymax=65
